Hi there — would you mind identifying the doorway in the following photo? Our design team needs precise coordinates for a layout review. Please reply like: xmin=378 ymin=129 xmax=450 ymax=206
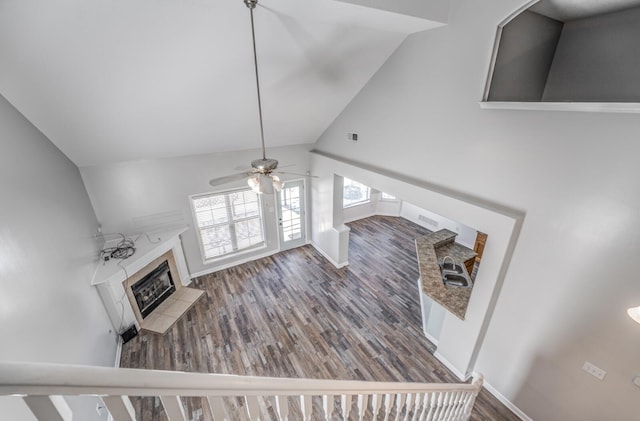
xmin=277 ymin=179 xmax=306 ymax=250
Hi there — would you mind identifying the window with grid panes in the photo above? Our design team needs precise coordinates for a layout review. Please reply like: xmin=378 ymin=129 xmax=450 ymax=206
xmin=343 ymin=177 xmax=371 ymax=208
xmin=192 ymin=189 xmax=265 ymax=260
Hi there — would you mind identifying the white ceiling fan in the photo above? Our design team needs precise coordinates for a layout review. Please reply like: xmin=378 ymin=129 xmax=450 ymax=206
xmin=208 ymin=0 xmax=314 ymax=194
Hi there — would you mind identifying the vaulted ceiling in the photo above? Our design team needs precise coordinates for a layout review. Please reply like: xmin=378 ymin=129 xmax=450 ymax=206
xmin=0 ymin=0 xmax=444 ymax=166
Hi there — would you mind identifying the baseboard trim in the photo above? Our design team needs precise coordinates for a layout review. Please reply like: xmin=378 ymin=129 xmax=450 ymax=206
xmin=189 ymin=249 xmax=279 ymax=279
xmin=433 ymin=351 xmax=469 ymax=381
xmin=310 ymin=241 xmax=348 ymax=269
xmin=423 ymin=330 xmax=439 ymax=347
xmin=482 ymin=380 xmax=532 ymax=421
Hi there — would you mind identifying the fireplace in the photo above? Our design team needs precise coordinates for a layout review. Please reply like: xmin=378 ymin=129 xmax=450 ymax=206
xmin=131 ymin=260 xmax=175 ymax=319
xmin=119 ymin=248 xmax=205 ymax=334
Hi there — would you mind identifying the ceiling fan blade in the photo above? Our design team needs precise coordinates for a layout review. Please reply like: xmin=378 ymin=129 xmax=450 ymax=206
xmin=276 ymin=171 xmax=319 ymax=178
xmin=209 ymin=172 xmax=252 ymax=187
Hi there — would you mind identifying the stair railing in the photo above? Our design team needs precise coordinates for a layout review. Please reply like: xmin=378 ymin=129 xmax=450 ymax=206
xmin=0 ymin=361 xmax=483 ymax=421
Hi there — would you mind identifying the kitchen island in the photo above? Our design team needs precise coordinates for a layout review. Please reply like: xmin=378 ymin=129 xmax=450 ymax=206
xmin=415 ymin=229 xmax=476 ymax=320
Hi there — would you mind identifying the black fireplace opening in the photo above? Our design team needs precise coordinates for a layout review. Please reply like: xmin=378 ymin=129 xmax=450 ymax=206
xmin=131 ymin=260 xmax=176 ymax=319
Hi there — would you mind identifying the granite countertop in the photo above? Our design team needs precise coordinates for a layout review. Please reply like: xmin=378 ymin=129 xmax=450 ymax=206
xmin=415 ymin=229 xmax=477 ymax=320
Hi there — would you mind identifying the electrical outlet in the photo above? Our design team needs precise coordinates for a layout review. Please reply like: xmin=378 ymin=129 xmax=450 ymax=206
xmin=633 ymin=376 xmax=640 ymax=388
xmin=582 ymin=361 xmax=606 ymax=380
xmin=347 ymin=132 xmax=358 ymax=141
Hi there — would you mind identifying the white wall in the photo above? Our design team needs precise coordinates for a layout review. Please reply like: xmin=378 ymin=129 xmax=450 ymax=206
xmin=400 ymin=201 xmax=476 ymax=248
xmin=342 ymin=187 xmax=401 ymax=223
xmin=0 ymin=95 xmax=115 ymax=420
xmin=543 ymin=6 xmax=640 ymax=101
xmin=80 ymin=144 xmax=311 ymax=277
xmin=489 ymin=10 xmax=563 ymax=101
xmin=311 ymin=0 xmax=640 ymax=418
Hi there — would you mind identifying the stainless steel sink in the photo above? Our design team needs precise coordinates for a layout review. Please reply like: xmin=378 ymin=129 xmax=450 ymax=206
xmin=439 ymin=262 xmax=464 ymax=274
xmin=443 ymin=273 xmax=473 ymax=288
xmin=439 ymin=256 xmax=473 ymax=288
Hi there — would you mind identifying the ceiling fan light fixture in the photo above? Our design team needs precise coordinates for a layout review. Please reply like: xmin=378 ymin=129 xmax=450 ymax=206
xmin=248 ymin=175 xmax=261 ymax=193
xmin=247 ymin=173 xmax=282 ymax=195
xmin=628 ymin=305 xmax=640 ymax=325
xmin=272 ymin=175 xmax=284 ymax=192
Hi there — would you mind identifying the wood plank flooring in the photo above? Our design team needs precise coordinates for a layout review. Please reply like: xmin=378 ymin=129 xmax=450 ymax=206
xmin=120 ymin=215 xmax=518 ymax=420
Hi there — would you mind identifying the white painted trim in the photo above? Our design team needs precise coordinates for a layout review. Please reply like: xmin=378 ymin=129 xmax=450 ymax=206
xmin=189 ymin=249 xmax=279 ymax=279
xmin=374 ymin=211 xmax=401 ymax=217
xmin=423 ymin=330 xmax=439 ymax=347
xmin=479 ymin=101 xmax=640 ymax=113
xmin=433 ymin=351 xmax=470 ymax=381
xmin=310 ymin=241 xmax=349 ymax=269
xmin=114 ymin=337 xmax=123 ymax=368
xmin=482 ymin=379 xmax=532 ymax=421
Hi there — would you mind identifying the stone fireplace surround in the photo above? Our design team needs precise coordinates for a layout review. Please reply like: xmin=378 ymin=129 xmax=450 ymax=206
xmin=93 ymin=227 xmax=203 ymax=335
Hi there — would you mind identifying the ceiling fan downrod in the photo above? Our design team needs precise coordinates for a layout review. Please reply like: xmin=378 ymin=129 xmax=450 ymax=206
xmin=245 ymin=0 xmax=268 ymax=163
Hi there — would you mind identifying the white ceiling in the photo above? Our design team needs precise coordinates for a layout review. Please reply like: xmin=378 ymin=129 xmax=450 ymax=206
xmin=0 ymin=0 xmax=443 ymax=166
xmin=530 ymin=0 xmax=640 ymax=21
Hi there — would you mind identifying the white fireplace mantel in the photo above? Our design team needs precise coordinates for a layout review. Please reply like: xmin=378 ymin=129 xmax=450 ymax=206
xmin=92 ymin=227 xmax=191 ymax=332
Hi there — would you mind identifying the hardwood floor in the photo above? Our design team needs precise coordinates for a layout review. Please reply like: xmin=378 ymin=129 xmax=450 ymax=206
xmin=120 ymin=215 xmax=518 ymax=420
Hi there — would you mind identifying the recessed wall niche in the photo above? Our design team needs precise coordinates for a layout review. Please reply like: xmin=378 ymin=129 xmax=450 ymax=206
xmin=482 ymin=0 xmax=640 ymax=112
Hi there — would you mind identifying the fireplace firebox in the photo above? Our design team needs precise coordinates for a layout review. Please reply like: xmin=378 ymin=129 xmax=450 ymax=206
xmin=131 ymin=260 xmax=175 ymax=319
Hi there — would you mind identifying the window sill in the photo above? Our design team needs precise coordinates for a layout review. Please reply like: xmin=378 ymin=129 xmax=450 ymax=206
xmin=479 ymin=101 xmax=640 ymax=114
xmin=202 ymin=243 xmax=267 ymax=265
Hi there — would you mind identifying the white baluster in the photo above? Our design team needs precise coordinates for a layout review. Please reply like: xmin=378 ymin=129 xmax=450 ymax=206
xmin=394 ymin=393 xmax=406 ymax=421
xmin=357 ymin=394 xmax=368 ymax=420
xmin=300 ymin=395 xmax=312 ymax=421
xmin=455 ymin=392 xmax=470 ymax=418
xmin=425 ymin=392 xmax=437 ymax=421
xmin=23 ymin=396 xmax=71 ymax=421
xmin=431 ymin=392 xmax=445 ymax=420
xmin=402 ymin=393 xmax=414 ymax=421
xmin=342 ymin=394 xmax=352 ymax=419
xmin=416 ymin=393 xmax=428 ymax=421
xmin=206 ymin=395 xmax=228 ymax=421
xmin=102 ymin=396 xmax=136 ymax=421
xmin=276 ymin=395 xmax=289 ymax=420
xmin=448 ymin=392 xmax=461 ymax=420
xmin=322 ymin=395 xmax=334 ymax=419
xmin=243 ymin=396 xmax=261 ymax=420
xmin=447 ymin=391 xmax=463 ymax=420
xmin=440 ymin=392 xmax=453 ymax=420
xmin=383 ymin=393 xmax=394 ymax=421
xmin=448 ymin=391 xmax=460 ymax=420
xmin=461 ymin=392 xmax=474 ymax=419
xmin=411 ymin=393 xmax=422 ymax=421
xmin=160 ymin=396 xmax=187 ymax=421
xmin=371 ymin=393 xmax=382 ymax=419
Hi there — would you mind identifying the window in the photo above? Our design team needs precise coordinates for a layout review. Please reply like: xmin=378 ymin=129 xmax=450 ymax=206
xmin=380 ymin=192 xmax=398 ymax=201
xmin=192 ymin=189 xmax=265 ymax=260
xmin=343 ymin=177 xmax=371 ymax=208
